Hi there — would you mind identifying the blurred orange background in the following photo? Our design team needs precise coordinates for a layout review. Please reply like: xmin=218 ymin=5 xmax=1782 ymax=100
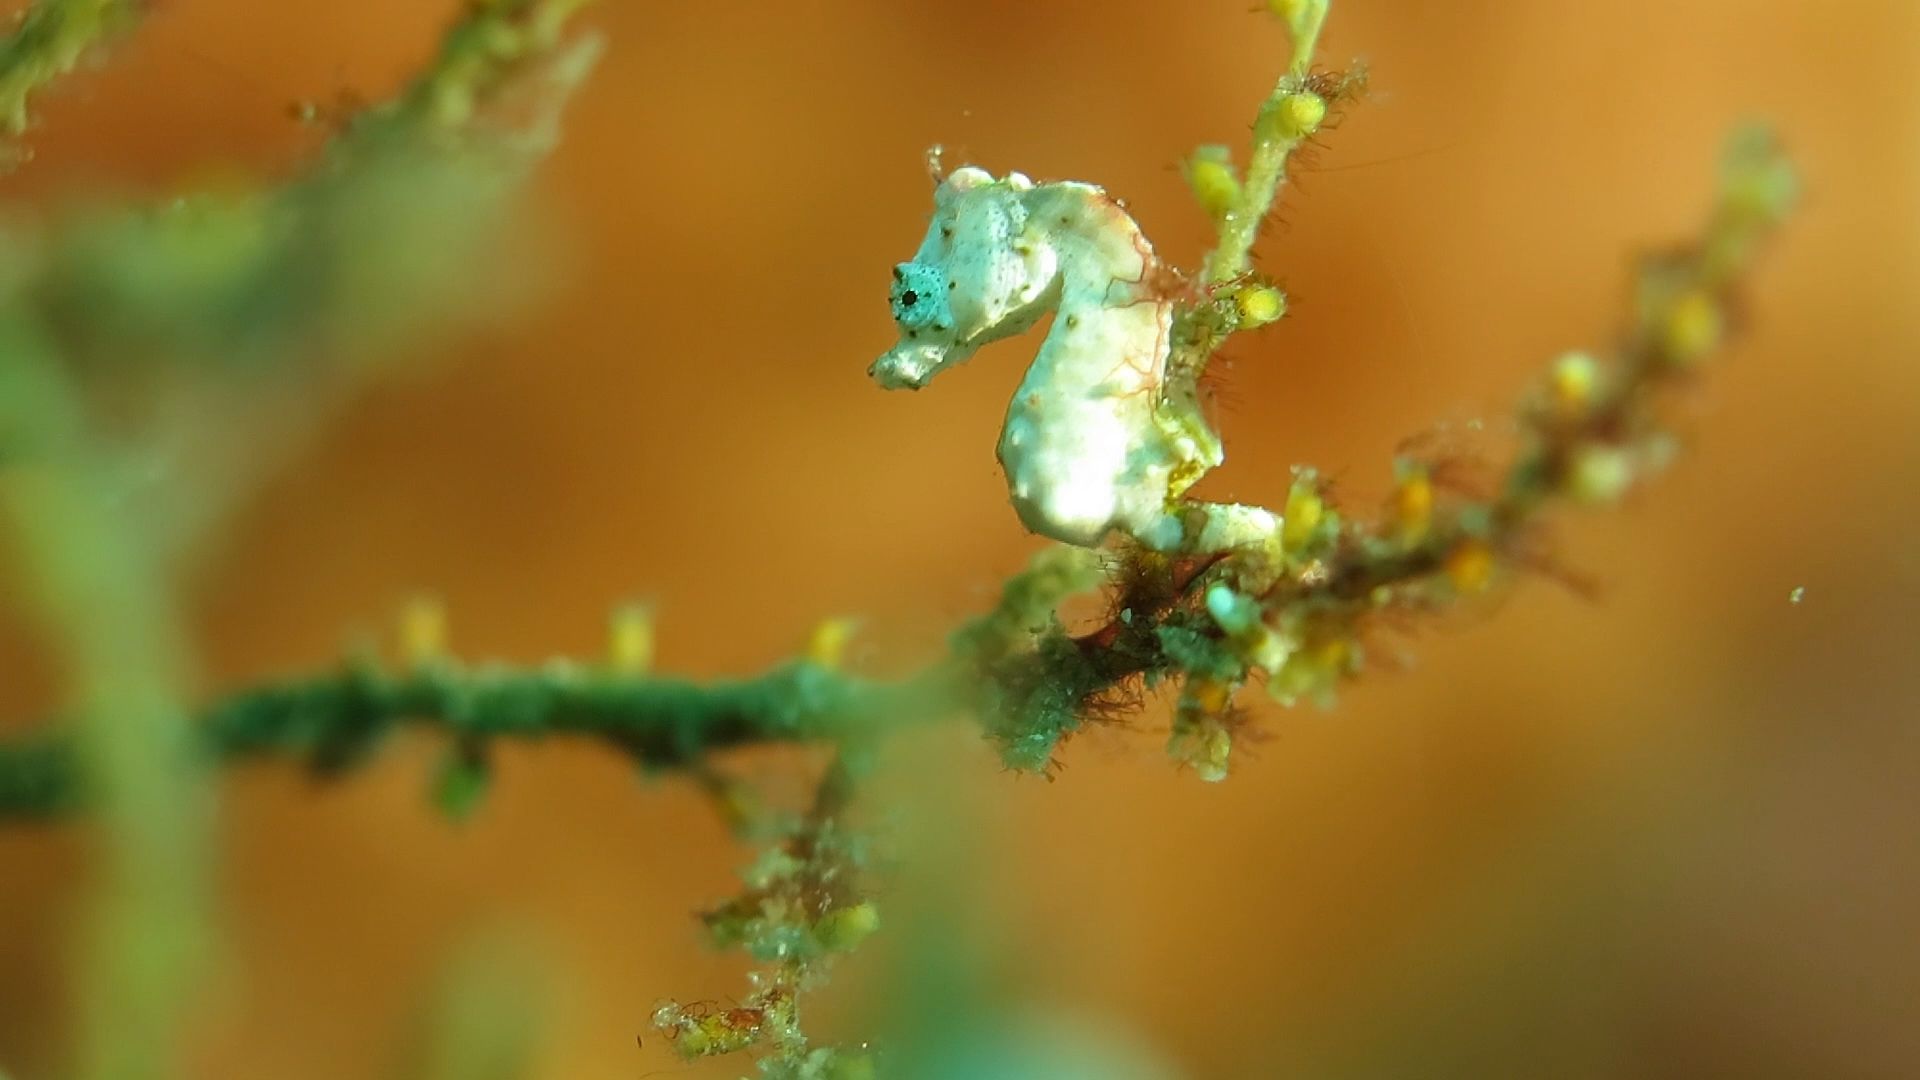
xmin=2 ymin=1 xmax=1916 ymax=1077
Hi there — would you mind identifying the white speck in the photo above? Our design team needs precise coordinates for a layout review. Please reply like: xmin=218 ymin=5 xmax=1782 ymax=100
xmin=1789 ymin=586 xmax=1806 ymax=605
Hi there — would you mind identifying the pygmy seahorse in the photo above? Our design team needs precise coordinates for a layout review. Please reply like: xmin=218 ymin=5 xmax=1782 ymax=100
xmin=870 ymin=165 xmax=1278 ymax=553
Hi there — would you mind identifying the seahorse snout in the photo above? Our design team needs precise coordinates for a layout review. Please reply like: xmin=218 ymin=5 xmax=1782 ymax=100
xmin=869 ymin=343 xmax=942 ymax=390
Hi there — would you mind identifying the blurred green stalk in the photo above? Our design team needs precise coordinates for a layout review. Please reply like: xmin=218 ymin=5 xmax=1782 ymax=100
xmin=0 ymin=340 xmax=207 ymax=1080
xmin=0 ymin=0 xmax=145 ymax=136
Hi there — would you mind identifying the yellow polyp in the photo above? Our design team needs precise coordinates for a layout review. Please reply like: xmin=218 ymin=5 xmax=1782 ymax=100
xmin=1549 ymin=351 xmax=1600 ymax=418
xmin=1236 ymin=284 xmax=1287 ymax=328
xmin=1190 ymin=677 xmax=1232 ymax=715
xmin=697 ymin=1014 xmax=760 ymax=1056
xmin=673 ymin=1025 xmax=714 ymax=1058
xmin=806 ymin=618 xmax=858 ymax=670
xmin=1182 ymin=146 xmax=1242 ymax=222
xmin=398 ymin=596 xmax=447 ymax=668
xmin=814 ymin=901 xmax=881 ymax=952
xmin=1281 ymin=476 xmax=1325 ymax=554
xmin=1444 ymin=538 xmax=1497 ymax=594
xmin=607 ymin=604 xmax=654 ymax=674
xmin=1662 ymin=289 xmax=1723 ymax=366
xmin=1165 ymin=455 xmax=1209 ymax=502
xmin=1268 ymin=91 xmax=1328 ymax=142
xmin=1247 ymin=627 xmax=1291 ymax=675
xmin=1568 ymin=444 xmax=1636 ymax=505
xmin=1391 ymin=465 xmax=1433 ymax=543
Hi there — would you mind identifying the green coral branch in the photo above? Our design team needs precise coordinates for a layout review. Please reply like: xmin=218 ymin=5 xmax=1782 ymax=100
xmin=378 ymin=0 xmax=599 ymax=140
xmin=0 ymin=538 xmax=1101 ymax=821
xmin=0 ymin=657 xmax=942 ymax=819
xmin=1144 ymin=126 xmax=1799 ymax=779
xmin=1163 ymin=2 xmax=1362 ymax=491
xmin=1201 ymin=0 xmax=1335 ymax=284
xmin=0 ymin=538 xmax=1104 ymax=820
xmin=0 ymin=0 xmax=145 ymax=139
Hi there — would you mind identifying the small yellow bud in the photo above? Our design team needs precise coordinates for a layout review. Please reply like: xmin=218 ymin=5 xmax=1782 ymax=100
xmin=674 ymin=1026 xmax=714 ymax=1058
xmin=1182 ymin=145 xmax=1242 ymax=223
xmin=1662 ymin=289 xmax=1723 ymax=366
xmin=1281 ymin=474 xmax=1325 ymax=554
xmin=814 ymin=901 xmax=881 ymax=951
xmin=1246 ymin=627 xmax=1291 ymax=675
xmin=806 ymin=617 xmax=858 ymax=670
xmin=1567 ymin=444 xmax=1636 ymax=505
xmin=1268 ymin=91 xmax=1327 ymax=142
xmin=1444 ymin=538 xmax=1497 ymax=594
xmin=398 ymin=596 xmax=447 ymax=668
xmin=1191 ymin=677 xmax=1232 ymax=715
xmin=607 ymin=604 xmax=654 ymax=674
xmin=1549 ymin=351 xmax=1600 ymax=418
xmin=1236 ymin=284 xmax=1288 ymax=328
xmin=1391 ymin=463 xmax=1433 ymax=543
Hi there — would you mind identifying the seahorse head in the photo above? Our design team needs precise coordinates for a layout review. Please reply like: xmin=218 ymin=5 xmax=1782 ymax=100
xmin=869 ymin=166 xmax=1061 ymax=390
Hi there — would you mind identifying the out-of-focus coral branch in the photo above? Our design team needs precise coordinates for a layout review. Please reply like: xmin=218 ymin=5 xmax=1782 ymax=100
xmin=0 ymin=548 xmax=1107 ymax=819
xmin=654 ymin=752 xmax=882 ymax=1077
xmin=0 ymin=4 xmax=606 ymax=1079
xmin=9 ymin=0 xmax=602 ymax=386
xmin=0 ymin=0 xmax=145 ymax=140
xmin=0 ymin=656 xmax=939 ymax=819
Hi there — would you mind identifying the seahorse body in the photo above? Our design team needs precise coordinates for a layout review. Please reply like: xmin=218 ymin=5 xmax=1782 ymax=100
xmin=871 ymin=166 xmax=1277 ymax=553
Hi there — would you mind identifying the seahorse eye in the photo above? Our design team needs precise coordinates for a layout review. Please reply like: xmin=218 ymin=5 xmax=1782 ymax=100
xmin=891 ymin=262 xmax=948 ymax=331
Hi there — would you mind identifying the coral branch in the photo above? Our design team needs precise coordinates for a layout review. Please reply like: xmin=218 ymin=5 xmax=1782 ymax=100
xmin=0 ymin=4 xmax=607 ymax=1077
xmin=1149 ymin=126 xmax=1795 ymax=780
xmin=1202 ymin=0 xmax=1337 ymax=284
xmin=0 ymin=0 xmax=145 ymax=140
xmin=0 ymin=537 xmax=1096 ymax=821
xmin=0 ymin=658 xmax=940 ymax=818
xmin=9 ymin=0 xmax=602 ymax=385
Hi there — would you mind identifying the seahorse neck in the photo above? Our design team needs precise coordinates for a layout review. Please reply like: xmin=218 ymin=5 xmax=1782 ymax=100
xmin=1023 ymin=182 xmax=1150 ymax=307
xmin=1015 ymin=183 xmax=1164 ymax=393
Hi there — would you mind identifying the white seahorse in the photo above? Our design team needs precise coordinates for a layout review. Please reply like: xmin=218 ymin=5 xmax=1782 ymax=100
xmin=870 ymin=165 xmax=1279 ymax=553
